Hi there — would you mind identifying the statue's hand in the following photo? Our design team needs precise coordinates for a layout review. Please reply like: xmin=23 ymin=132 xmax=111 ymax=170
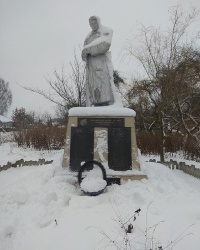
xmin=82 ymin=48 xmax=90 ymax=61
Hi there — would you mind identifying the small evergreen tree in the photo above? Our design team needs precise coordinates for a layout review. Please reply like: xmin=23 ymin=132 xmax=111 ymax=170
xmin=12 ymin=108 xmax=34 ymax=129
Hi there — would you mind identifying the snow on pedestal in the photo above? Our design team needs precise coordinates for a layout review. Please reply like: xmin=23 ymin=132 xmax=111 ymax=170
xmin=68 ymin=106 xmax=136 ymax=117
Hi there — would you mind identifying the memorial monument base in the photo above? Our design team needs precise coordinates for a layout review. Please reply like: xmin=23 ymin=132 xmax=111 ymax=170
xmin=62 ymin=107 xmax=147 ymax=180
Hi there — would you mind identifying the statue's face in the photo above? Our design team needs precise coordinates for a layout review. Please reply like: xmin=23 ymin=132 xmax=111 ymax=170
xmin=89 ymin=17 xmax=99 ymax=31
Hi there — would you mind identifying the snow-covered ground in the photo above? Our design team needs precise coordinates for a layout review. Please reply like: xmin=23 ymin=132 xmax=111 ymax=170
xmin=0 ymin=142 xmax=200 ymax=250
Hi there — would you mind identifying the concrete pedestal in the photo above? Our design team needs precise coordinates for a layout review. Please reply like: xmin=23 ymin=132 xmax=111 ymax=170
xmin=62 ymin=107 xmax=141 ymax=173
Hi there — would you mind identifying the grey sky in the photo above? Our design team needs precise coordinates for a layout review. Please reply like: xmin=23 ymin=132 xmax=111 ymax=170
xmin=1 ymin=0 xmax=200 ymax=117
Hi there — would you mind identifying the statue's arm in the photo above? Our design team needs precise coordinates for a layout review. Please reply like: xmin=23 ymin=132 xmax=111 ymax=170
xmin=90 ymin=41 xmax=110 ymax=55
xmin=82 ymin=41 xmax=110 ymax=61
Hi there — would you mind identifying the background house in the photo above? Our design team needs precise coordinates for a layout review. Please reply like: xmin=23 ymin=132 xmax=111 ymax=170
xmin=0 ymin=115 xmax=13 ymax=131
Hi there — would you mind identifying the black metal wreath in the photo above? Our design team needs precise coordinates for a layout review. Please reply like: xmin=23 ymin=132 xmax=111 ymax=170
xmin=78 ymin=160 xmax=107 ymax=196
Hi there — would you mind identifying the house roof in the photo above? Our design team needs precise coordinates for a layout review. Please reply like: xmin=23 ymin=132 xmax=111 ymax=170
xmin=0 ymin=115 xmax=13 ymax=123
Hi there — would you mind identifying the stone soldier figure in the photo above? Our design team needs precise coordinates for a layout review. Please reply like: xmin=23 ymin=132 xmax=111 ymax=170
xmin=82 ymin=16 xmax=116 ymax=107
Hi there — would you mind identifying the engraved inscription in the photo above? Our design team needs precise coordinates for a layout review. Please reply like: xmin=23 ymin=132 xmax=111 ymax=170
xmin=70 ymin=127 xmax=94 ymax=171
xmin=78 ymin=118 xmax=124 ymax=128
xmin=108 ymin=127 xmax=132 ymax=171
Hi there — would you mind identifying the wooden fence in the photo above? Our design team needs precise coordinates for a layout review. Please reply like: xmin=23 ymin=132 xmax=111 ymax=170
xmin=0 ymin=159 xmax=53 ymax=172
xmin=149 ymin=159 xmax=200 ymax=179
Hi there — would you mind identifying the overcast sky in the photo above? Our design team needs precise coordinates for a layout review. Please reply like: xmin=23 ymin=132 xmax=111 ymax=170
xmin=1 ymin=0 xmax=200 ymax=118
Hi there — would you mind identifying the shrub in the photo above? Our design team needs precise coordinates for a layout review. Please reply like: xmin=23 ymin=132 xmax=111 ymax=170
xmin=13 ymin=125 xmax=66 ymax=150
xmin=136 ymin=132 xmax=161 ymax=155
xmin=136 ymin=131 xmax=200 ymax=160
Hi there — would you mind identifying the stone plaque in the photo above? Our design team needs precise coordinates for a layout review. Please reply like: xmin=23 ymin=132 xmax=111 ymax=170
xmin=70 ymin=127 xmax=94 ymax=171
xmin=108 ymin=128 xmax=131 ymax=171
xmin=78 ymin=118 xmax=124 ymax=128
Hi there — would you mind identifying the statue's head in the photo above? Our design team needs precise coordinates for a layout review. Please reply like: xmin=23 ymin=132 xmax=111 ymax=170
xmin=89 ymin=16 xmax=100 ymax=31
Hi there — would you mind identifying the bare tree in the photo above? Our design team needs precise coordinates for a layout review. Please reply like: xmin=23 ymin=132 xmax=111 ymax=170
xmin=0 ymin=78 xmax=12 ymax=115
xmin=22 ymin=53 xmax=86 ymax=115
xmin=166 ymin=49 xmax=200 ymax=139
xmin=125 ymin=5 xmax=200 ymax=161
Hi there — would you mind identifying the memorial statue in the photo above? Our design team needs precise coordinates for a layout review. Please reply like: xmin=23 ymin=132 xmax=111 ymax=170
xmin=82 ymin=16 xmax=117 ymax=107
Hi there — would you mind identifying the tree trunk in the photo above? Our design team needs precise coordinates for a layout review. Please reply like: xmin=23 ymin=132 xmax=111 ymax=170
xmin=159 ymin=114 xmax=165 ymax=162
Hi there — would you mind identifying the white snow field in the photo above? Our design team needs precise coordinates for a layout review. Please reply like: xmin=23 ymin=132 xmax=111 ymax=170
xmin=0 ymin=142 xmax=200 ymax=250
